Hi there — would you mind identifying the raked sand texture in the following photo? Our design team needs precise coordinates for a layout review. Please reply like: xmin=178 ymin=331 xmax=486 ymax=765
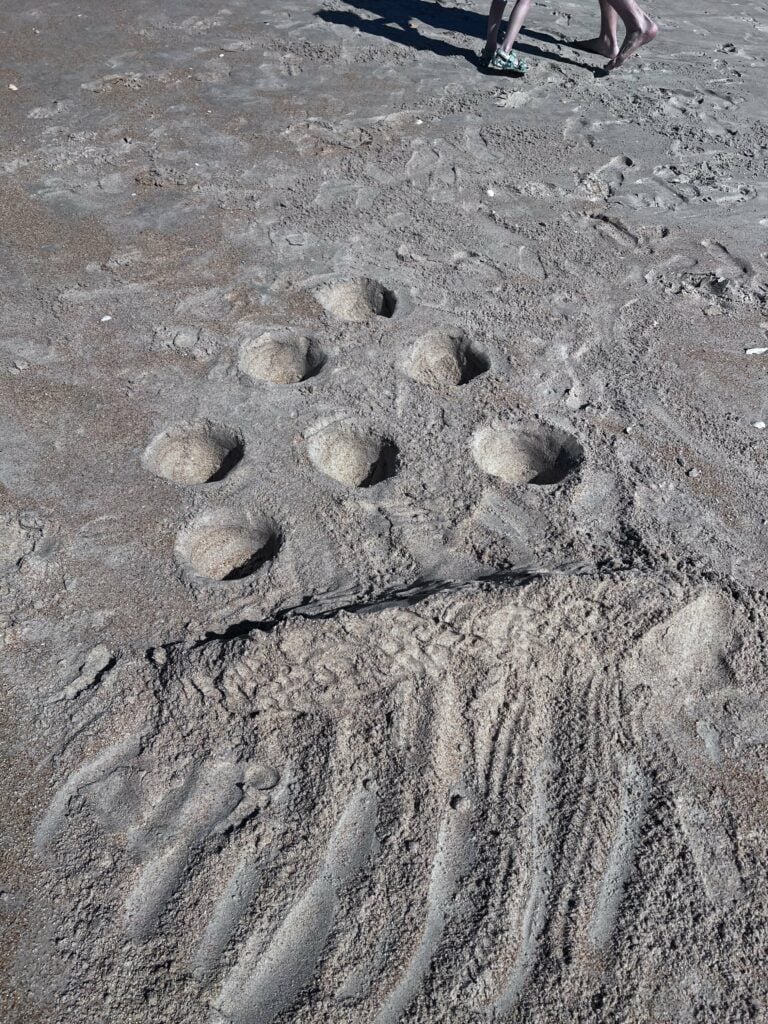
xmin=0 ymin=0 xmax=767 ymax=1022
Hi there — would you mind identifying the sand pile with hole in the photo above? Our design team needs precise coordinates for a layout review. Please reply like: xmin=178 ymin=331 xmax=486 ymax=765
xmin=238 ymin=331 xmax=320 ymax=385
xmin=2 ymin=0 xmax=768 ymax=1022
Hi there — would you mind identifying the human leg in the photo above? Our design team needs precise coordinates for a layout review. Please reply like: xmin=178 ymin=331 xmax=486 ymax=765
xmin=484 ymin=0 xmax=507 ymax=60
xmin=498 ymin=0 xmax=533 ymax=56
xmin=483 ymin=0 xmax=529 ymax=72
xmin=573 ymin=0 xmax=619 ymax=59
xmin=604 ymin=0 xmax=658 ymax=68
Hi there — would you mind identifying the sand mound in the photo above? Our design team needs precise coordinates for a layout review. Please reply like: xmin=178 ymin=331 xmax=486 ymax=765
xmin=306 ymin=419 xmax=397 ymax=487
xmin=472 ymin=423 xmax=583 ymax=485
xmin=407 ymin=329 xmax=488 ymax=388
xmin=142 ymin=422 xmax=243 ymax=485
xmin=313 ymin=278 xmax=397 ymax=322
xmin=239 ymin=331 xmax=320 ymax=385
xmin=411 ymin=329 xmax=465 ymax=386
xmin=174 ymin=510 xmax=278 ymax=580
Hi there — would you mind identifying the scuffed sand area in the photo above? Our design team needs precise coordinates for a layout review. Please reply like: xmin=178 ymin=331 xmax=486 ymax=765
xmin=1 ymin=0 xmax=767 ymax=1021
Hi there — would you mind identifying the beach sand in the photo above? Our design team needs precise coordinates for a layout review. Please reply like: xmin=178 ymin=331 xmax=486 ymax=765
xmin=1 ymin=0 xmax=767 ymax=1021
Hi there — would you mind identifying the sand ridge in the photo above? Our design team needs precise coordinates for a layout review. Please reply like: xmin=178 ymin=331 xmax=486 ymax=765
xmin=31 ymin=576 xmax=768 ymax=1022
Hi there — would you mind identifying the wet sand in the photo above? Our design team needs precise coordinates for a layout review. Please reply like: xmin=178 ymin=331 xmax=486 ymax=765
xmin=1 ymin=1 xmax=767 ymax=1021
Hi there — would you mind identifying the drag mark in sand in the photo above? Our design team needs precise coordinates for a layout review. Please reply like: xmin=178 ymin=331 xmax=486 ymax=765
xmin=588 ymin=758 xmax=649 ymax=951
xmin=122 ymin=760 xmax=245 ymax=941
xmin=214 ymin=788 xmax=377 ymax=1024
xmin=675 ymin=794 xmax=743 ymax=908
xmin=493 ymin=758 xmax=553 ymax=1015
xmin=375 ymin=795 xmax=475 ymax=1024
xmin=35 ymin=735 xmax=144 ymax=853
xmin=193 ymin=846 xmax=269 ymax=984
xmin=30 ymin=579 xmax=767 ymax=1019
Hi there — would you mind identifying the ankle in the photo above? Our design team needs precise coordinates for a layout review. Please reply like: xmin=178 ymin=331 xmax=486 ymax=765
xmin=632 ymin=14 xmax=654 ymax=33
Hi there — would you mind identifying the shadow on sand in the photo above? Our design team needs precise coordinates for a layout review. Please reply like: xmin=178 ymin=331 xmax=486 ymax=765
xmin=316 ymin=0 xmax=595 ymax=72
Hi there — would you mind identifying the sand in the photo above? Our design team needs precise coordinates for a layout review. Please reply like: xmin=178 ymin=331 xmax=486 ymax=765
xmin=1 ymin=0 xmax=767 ymax=1021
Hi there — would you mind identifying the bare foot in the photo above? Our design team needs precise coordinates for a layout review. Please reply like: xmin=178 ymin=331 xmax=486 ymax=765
xmin=573 ymin=35 xmax=618 ymax=60
xmin=605 ymin=19 xmax=658 ymax=70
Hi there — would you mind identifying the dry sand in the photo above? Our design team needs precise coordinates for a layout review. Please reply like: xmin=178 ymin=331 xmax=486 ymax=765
xmin=1 ymin=0 xmax=767 ymax=1021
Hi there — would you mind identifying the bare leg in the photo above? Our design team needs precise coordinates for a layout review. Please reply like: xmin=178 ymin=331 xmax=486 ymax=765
xmin=604 ymin=0 xmax=658 ymax=69
xmin=574 ymin=0 xmax=619 ymax=59
xmin=484 ymin=0 xmax=507 ymax=60
xmin=498 ymin=0 xmax=533 ymax=55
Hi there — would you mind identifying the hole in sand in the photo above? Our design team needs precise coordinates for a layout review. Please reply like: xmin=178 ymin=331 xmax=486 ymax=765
xmin=464 ymin=346 xmax=491 ymax=381
xmin=408 ymin=329 xmax=489 ymax=388
xmin=306 ymin=420 xmax=398 ymax=488
xmin=313 ymin=277 xmax=397 ymax=322
xmin=175 ymin=510 xmax=279 ymax=582
xmin=142 ymin=421 xmax=243 ymax=485
xmin=238 ymin=330 xmax=323 ymax=385
xmin=472 ymin=423 xmax=583 ymax=485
